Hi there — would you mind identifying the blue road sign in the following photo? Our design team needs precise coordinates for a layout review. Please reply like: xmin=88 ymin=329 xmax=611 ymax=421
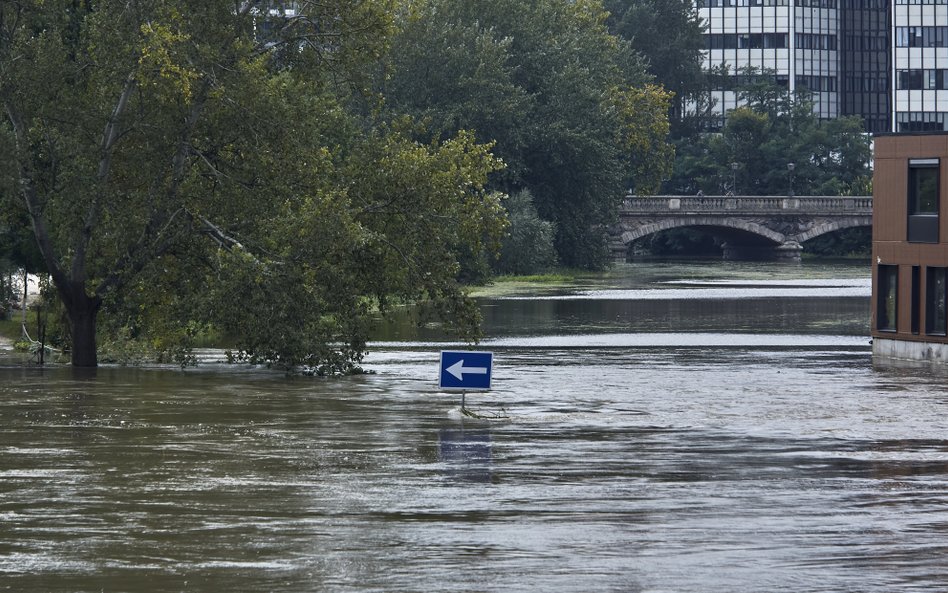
xmin=439 ymin=351 xmax=493 ymax=391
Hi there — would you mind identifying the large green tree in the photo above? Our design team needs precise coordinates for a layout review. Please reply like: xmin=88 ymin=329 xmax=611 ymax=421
xmin=0 ymin=1 xmax=506 ymax=368
xmin=604 ymin=0 xmax=706 ymax=131
xmin=383 ymin=0 xmax=673 ymax=269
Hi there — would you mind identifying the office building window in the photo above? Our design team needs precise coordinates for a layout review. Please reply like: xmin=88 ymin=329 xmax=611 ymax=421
xmin=707 ymin=33 xmax=789 ymax=50
xmin=795 ymin=34 xmax=838 ymax=51
xmin=796 ymin=75 xmax=838 ymax=93
xmin=896 ymin=27 xmax=948 ymax=48
xmin=878 ymin=265 xmax=899 ymax=332
xmin=908 ymin=159 xmax=940 ymax=243
xmin=926 ymin=267 xmax=948 ymax=336
xmin=697 ymin=0 xmax=792 ymax=5
xmin=897 ymin=70 xmax=948 ymax=91
xmin=898 ymin=113 xmax=948 ymax=132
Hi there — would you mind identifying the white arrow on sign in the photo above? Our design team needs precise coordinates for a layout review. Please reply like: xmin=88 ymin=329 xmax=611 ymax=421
xmin=445 ymin=359 xmax=489 ymax=381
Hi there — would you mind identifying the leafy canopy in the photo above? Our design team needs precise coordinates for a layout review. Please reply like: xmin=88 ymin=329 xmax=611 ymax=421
xmin=604 ymin=0 xmax=706 ymax=130
xmin=383 ymin=0 xmax=674 ymax=269
xmin=0 ymin=0 xmax=507 ymax=369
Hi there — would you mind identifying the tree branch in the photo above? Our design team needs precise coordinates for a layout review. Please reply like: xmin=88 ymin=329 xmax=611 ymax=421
xmin=95 ymin=81 xmax=210 ymax=299
xmin=95 ymin=207 xmax=187 ymax=299
xmin=72 ymin=71 xmax=138 ymax=282
xmin=97 ymin=71 xmax=137 ymax=184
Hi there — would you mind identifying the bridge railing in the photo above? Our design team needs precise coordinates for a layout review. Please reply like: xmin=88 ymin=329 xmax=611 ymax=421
xmin=620 ymin=195 xmax=872 ymax=214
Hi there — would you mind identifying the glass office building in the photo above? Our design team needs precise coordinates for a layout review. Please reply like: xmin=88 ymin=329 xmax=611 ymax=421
xmin=696 ymin=1 xmax=948 ymax=134
xmin=699 ymin=1 xmax=842 ymax=127
xmin=894 ymin=1 xmax=948 ymax=132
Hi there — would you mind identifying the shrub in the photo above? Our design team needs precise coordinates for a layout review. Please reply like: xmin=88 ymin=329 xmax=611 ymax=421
xmin=494 ymin=190 xmax=558 ymax=275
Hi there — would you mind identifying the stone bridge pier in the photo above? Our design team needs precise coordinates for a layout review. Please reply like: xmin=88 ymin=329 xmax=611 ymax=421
xmin=609 ymin=195 xmax=873 ymax=262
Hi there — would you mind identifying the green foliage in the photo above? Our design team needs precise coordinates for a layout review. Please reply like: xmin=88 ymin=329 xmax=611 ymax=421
xmin=494 ymin=190 xmax=558 ymax=276
xmin=492 ymin=273 xmax=576 ymax=284
xmin=0 ymin=191 xmax=44 ymax=320
xmin=610 ymin=84 xmax=675 ymax=194
xmin=0 ymin=267 xmax=16 ymax=319
xmin=1 ymin=0 xmax=507 ymax=369
xmin=383 ymin=0 xmax=673 ymax=269
xmin=0 ymin=311 xmax=24 ymax=341
xmin=604 ymin=0 xmax=706 ymax=131
xmin=665 ymin=72 xmax=872 ymax=196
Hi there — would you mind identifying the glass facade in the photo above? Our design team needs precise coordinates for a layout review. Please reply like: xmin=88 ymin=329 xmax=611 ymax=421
xmin=698 ymin=2 xmax=801 ymax=128
xmin=695 ymin=1 xmax=948 ymax=133
xmin=838 ymin=0 xmax=890 ymax=134
xmin=696 ymin=1 xmax=852 ymax=129
xmin=893 ymin=1 xmax=948 ymax=131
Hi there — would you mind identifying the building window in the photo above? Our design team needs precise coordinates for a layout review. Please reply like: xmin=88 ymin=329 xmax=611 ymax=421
xmin=877 ymin=265 xmax=899 ymax=333
xmin=898 ymin=113 xmax=948 ymax=133
xmin=897 ymin=69 xmax=948 ymax=90
xmin=927 ymin=268 xmax=948 ymax=336
xmin=908 ymin=159 xmax=940 ymax=243
xmin=912 ymin=266 xmax=921 ymax=334
xmin=896 ymin=27 xmax=948 ymax=48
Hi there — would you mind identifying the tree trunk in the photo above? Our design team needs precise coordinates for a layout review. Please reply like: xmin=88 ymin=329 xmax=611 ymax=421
xmin=62 ymin=285 xmax=102 ymax=368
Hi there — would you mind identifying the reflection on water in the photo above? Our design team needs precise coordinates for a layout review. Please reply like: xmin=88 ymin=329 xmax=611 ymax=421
xmin=500 ymin=277 xmax=871 ymax=300
xmin=374 ymin=260 xmax=871 ymax=342
xmin=438 ymin=428 xmax=492 ymax=482
xmin=3 ymin=260 xmax=948 ymax=593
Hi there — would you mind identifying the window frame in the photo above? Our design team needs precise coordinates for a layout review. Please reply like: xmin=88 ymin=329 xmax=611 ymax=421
xmin=907 ymin=158 xmax=941 ymax=243
xmin=926 ymin=267 xmax=948 ymax=336
xmin=877 ymin=265 xmax=899 ymax=333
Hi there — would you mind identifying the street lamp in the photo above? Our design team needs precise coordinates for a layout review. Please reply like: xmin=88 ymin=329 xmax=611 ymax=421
xmin=787 ymin=162 xmax=795 ymax=198
xmin=730 ymin=162 xmax=739 ymax=195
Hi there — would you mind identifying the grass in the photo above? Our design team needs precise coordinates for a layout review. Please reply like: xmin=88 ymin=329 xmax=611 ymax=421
xmin=490 ymin=272 xmax=577 ymax=284
xmin=468 ymin=268 xmax=597 ymax=298
xmin=0 ymin=312 xmax=29 ymax=343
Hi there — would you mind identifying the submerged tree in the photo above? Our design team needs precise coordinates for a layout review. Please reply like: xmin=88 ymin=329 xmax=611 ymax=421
xmin=0 ymin=1 xmax=507 ymax=368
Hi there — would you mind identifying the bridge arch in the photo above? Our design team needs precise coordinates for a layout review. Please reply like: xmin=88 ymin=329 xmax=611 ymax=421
xmin=794 ymin=218 xmax=872 ymax=244
xmin=619 ymin=217 xmax=786 ymax=247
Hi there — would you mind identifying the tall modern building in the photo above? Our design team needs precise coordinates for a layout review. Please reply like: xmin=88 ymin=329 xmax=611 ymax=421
xmin=696 ymin=1 xmax=946 ymax=134
xmin=894 ymin=1 xmax=948 ymax=132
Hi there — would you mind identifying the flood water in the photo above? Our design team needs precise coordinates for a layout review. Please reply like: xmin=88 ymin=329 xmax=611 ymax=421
xmin=4 ymin=259 xmax=948 ymax=592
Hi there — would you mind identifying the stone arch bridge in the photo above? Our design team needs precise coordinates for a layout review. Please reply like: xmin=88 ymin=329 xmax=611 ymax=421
xmin=610 ymin=195 xmax=872 ymax=261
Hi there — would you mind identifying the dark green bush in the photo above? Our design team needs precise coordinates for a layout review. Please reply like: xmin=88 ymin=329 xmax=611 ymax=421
xmin=494 ymin=190 xmax=558 ymax=275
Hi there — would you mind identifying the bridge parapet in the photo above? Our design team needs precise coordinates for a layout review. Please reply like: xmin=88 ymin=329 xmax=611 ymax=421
xmin=621 ymin=195 xmax=872 ymax=215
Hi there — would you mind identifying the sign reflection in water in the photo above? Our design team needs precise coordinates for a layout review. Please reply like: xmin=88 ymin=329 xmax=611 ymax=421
xmin=438 ymin=428 xmax=492 ymax=482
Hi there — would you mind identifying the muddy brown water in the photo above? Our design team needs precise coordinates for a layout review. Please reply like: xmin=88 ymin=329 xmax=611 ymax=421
xmin=3 ymin=260 xmax=948 ymax=592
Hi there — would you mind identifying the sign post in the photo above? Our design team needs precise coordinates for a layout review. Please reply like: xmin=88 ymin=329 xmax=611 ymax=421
xmin=439 ymin=351 xmax=493 ymax=410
